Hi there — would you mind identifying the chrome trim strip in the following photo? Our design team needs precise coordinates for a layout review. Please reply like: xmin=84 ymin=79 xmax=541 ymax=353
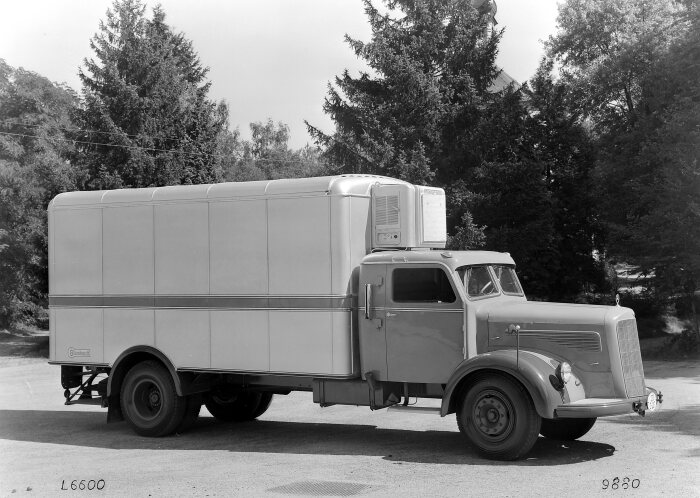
xmin=176 ymin=367 xmax=359 ymax=379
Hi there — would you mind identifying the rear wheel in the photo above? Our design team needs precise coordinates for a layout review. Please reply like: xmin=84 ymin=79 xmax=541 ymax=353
xmin=250 ymin=392 xmax=273 ymax=419
xmin=120 ymin=360 xmax=186 ymax=437
xmin=540 ymin=417 xmax=596 ymax=440
xmin=457 ymin=374 xmax=541 ymax=460
xmin=204 ymin=387 xmax=273 ymax=422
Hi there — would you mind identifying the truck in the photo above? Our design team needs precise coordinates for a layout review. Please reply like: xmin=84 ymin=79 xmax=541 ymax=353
xmin=48 ymin=174 xmax=661 ymax=460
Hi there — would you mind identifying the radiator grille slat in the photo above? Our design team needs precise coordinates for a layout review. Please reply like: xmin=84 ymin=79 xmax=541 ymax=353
xmin=616 ymin=319 xmax=645 ymax=397
xmin=519 ymin=331 xmax=601 ymax=352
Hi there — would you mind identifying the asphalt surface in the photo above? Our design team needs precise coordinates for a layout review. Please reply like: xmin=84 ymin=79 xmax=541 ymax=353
xmin=0 ymin=359 xmax=698 ymax=497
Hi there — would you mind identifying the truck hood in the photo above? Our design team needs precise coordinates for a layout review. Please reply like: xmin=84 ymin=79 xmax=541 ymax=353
xmin=478 ymin=300 xmax=634 ymax=358
xmin=480 ymin=300 xmax=619 ymax=328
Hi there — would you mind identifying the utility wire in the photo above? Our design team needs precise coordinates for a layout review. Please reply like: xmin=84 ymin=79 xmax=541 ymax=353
xmin=0 ymin=118 xmax=180 ymax=143
xmin=0 ymin=131 xmax=324 ymax=165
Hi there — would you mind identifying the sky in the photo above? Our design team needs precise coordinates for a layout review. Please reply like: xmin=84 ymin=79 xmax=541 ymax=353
xmin=0 ymin=0 xmax=560 ymax=149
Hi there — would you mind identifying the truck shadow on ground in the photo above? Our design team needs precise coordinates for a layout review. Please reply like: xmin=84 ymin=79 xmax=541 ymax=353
xmin=0 ymin=410 xmax=615 ymax=466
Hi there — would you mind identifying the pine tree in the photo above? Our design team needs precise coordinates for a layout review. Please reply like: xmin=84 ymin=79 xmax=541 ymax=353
xmin=307 ymin=0 xmax=501 ymax=186
xmin=78 ymin=0 xmax=230 ymax=189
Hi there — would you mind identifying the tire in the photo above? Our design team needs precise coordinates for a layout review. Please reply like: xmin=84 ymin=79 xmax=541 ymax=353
xmin=456 ymin=374 xmax=541 ymax=460
xmin=204 ymin=388 xmax=271 ymax=422
xmin=120 ymin=360 xmax=186 ymax=437
xmin=250 ymin=392 xmax=273 ymax=419
xmin=540 ymin=417 xmax=596 ymax=441
xmin=176 ymin=394 xmax=202 ymax=434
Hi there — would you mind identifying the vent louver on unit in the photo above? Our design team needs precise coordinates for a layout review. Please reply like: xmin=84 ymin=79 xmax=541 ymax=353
xmin=374 ymin=195 xmax=400 ymax=227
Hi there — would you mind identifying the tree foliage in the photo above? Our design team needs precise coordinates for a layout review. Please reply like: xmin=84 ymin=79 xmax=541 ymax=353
xmin=0 ymin=60 xmax=80 ymax=327
xmin=595 ymin=2 xmax=700 ymax=296
xmin=547 ymin=0 xmax=688 ymax=132
xmin=225 ymin=119 xmax=328 ymax=181
xmin=312 ymin=0 xmax=603 ymax=299
xmin=308 ymin=0 xmax=501 ymax=185
xmin=78 ymin=0 xmax=230 ymax=188
xmin=549 ymin=0 xmax=699 ymax=328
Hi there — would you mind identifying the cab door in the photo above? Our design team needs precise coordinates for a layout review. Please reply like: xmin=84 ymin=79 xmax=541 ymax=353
xmin=358 ymin=262 xmax=388 ymax=380
xmin=385 ymin=264 xmax=464 ymax=383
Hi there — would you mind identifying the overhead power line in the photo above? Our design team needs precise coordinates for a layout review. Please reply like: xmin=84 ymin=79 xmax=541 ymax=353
xmin=0 ymin=131 xmax=323 ymax=165
xmin=0 ymin=118 xmax=180 ymax=143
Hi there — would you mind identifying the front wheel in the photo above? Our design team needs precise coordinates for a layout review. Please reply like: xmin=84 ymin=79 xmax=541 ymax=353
xmin=457 ymin=374 xmax=541 ymax=460
xmin=120 ymin=360 xmax=186 ymax=437
xmin=540 ymin=417 xmax=596 ymax=440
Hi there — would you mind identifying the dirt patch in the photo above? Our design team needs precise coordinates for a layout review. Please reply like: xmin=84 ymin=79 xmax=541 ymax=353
xmin=0 ymin=327 xmax=49 ymax=359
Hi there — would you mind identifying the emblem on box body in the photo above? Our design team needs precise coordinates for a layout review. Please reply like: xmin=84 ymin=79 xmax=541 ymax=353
xmin=68 ymin=348 xmax=91 ymax=358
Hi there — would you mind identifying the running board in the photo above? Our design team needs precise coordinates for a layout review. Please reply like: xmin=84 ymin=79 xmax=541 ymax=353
xmin=386 ymin=405 xmax=440 ymax=414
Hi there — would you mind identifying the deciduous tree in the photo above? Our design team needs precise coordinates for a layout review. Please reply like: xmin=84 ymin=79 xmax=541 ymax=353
xmin=0 ymin=60 xmax=80 ymax=327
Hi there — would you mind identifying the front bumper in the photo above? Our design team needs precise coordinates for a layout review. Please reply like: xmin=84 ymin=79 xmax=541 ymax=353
xmin=555 ymin=387 xmax=662 ymax=418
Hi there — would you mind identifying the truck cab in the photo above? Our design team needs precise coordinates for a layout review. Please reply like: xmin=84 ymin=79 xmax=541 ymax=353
xmin=360 ymin=249 xmax=660 ymax=459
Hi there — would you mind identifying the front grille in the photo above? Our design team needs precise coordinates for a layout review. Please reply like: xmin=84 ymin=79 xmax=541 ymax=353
xmin=616 ymin=319 xmax=645 ymax=397
xmin=520 ymin=330 xmax=602 ymax=352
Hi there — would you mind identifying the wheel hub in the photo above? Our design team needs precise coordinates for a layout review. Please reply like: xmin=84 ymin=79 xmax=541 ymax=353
xmin=473 ymin=391 xmax=512 ymax=439
xmin=148 ymin=389 xmax=161 ymax=407
xmin=132 ymin=379 xmax=163 ymax=421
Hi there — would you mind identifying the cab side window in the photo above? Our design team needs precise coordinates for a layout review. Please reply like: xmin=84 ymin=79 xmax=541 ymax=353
xmin=392 ymin=267 xmax=456 ymax=303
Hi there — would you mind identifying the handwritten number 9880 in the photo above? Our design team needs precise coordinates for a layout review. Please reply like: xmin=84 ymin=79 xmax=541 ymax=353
xmin=602 ymin=477 xmax=640 ymax=490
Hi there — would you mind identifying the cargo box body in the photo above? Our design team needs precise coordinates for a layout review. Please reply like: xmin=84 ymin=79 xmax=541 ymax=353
xmin=48 ymin=175 xmax=445 ymax=378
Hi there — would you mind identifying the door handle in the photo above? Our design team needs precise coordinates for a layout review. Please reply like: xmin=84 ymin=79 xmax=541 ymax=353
xmin=364 ymin=284 xmax=372 ymax=319
xmin=386 ymin=312 xmax=397 ymax=317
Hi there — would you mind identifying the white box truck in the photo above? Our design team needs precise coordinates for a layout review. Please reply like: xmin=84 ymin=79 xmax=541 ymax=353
xmin=49 ymin=175 xmax=660 ymax=460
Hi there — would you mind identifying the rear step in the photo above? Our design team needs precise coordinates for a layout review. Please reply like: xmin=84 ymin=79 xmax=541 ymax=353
xmin=386 ymin=405 xmax=441 ymax=414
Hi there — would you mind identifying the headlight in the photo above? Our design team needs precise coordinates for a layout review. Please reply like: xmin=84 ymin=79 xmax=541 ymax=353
xmin=556 ymin=362 xmax=572 ymax=384
xmin=647 ymin=391 xmax=657 ymax=411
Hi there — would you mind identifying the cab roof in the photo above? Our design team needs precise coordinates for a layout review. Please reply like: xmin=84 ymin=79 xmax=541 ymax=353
xmin=361 ymin=250 xmax=516 ymax=271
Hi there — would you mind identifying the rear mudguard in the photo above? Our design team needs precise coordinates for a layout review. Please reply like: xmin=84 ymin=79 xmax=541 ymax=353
xmin=441 ymin=349 xmax=565 ymax=419
xmin=106 ymin=346 xmax=183 ymax=398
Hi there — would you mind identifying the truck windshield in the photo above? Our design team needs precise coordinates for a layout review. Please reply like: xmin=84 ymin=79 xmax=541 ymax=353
xmin=492 ymin=265 xmax=524 ymax=295
xmin=464 ymin=266 xmax=498 ymax=298
xmin=457 ymin=264 xmax=524 ymax=298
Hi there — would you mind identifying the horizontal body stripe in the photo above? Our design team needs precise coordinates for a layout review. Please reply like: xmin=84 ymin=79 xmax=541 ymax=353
xmin=374 ymin=306 xmax=463 ymax=313
xmin=49 ymin=295 xmax=354 ymax=310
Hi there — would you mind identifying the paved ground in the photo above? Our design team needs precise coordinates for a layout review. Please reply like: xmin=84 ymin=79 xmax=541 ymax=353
xmin=0 ymin=359 xmax=698 ymax=497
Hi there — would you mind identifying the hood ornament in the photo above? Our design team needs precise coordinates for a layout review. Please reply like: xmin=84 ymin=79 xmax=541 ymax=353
xmin=615 ymin=293 xmax=620 ymax=306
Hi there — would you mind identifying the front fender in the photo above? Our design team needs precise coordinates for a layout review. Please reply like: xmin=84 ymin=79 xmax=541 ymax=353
xmin=440 ymin=349 xmax=564 ymax=419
